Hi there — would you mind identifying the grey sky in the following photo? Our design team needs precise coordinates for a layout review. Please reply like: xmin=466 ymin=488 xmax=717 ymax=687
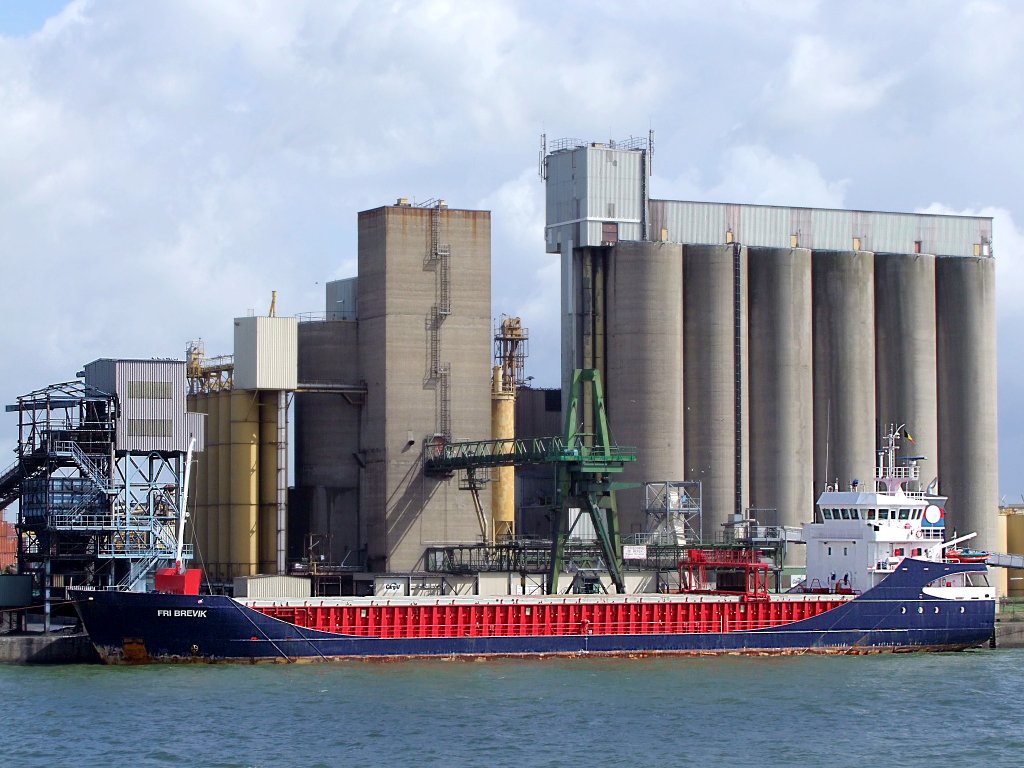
xmin=1 ymin=0 xmax=1021 ymax=510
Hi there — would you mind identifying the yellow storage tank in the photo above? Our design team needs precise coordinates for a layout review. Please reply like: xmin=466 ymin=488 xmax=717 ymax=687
xmin=230 ymin=390 xmax=259 ymax=577
xmin=259 ymin=391 xmax=279 ymax=574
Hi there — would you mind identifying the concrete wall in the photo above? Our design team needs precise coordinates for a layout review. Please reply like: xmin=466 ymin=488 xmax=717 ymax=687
xmin=936 ymin=255 xmax=999 ymax=548
xmin=358 ymin=205 xmax=492 ymax=571
xmin=294 ymin=320 xmax=362 ymax=565
xmin=0 ymin=634 xmax=100 ymax=664
xmin=812 ymin=250 xmax=876 ymax=497
xmin=747 ymin=247 xmax=814 ymax=539
xmin=874 ymin=252 xmax=938 ymax=490
xmin=513 ymin=388 xmax=561 ymax=538
xmin=605 ymin=241 xmax=684 ymax=535
xmin=683 ymin=244 xmax=747 ymax=535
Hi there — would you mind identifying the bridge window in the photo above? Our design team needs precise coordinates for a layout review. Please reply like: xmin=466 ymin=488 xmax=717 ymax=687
xmin=850 ymin=509 xmax=860 ymax=520
xmin=822 ymin=509 xmax=833 ymax=519
xmin=898 ymin=509 xmax=911 ymax=521
xmin=867 ymin=509 xmax=876 ymax=520
xmin=840 ymin=509 xmax=851 ymax=520
xmin=878 ymin=509 xmax=890 ymax=520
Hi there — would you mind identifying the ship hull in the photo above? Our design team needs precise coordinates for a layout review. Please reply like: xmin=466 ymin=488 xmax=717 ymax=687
xmin=73 ymin=560 xmax=994 ymax=663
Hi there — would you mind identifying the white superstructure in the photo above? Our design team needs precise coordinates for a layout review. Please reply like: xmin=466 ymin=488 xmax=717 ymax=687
xmin=802 ymin=427 xmax=992 ymax=597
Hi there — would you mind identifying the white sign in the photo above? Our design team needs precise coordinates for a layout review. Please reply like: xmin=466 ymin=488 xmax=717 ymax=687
xmin=622 ymin=545 xmax=647 ymax=560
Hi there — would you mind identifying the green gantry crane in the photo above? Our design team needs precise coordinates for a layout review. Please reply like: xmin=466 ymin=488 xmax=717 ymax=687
xmin=423 ymin=369 xmax=636 ymax=594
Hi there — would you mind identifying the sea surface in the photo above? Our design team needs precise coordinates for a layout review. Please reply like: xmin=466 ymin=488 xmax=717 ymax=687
xmin=2 ymin=649 xmax=1021 ymax=768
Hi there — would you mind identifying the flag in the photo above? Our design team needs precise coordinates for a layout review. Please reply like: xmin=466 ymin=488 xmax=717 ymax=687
xmin=904 ymin=430 xmax=915 ymax=443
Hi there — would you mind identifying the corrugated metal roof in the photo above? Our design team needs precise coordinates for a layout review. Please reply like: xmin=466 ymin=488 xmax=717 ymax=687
xmin=651 ymin=200 xmax=992 ymax=256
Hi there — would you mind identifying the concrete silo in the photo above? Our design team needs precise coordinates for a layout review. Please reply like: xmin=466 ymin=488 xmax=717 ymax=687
xmin=874 ymin=252 xmax=938 ymax=489
xmin=604 ymin=241 xmax=684 ymax=536
xmin=812 ymin=250 xmax=876 ymax=497
xmin=544 ymin=138 xmax=997 ymax=559
xmin=936 ymin=254 xmax=998 ymax=548
xmin=747 ymin=247 xmax=814 ymax=533
xmin=683 ymin=243 xmax=747 ymax=535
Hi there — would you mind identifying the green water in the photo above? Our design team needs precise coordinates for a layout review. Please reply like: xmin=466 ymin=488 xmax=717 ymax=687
xmin=2 ymin=650 xmax=1020 ymax=767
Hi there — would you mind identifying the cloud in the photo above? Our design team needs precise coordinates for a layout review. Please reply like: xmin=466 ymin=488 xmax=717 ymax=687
xmin=0 ymin=0 xmax=1023 ymax=506
xmin=477 ymin=166 xmax=560 ymax=386
xmin=764 ymin=34 xmax=901 ymax=123
xmin=655 ymin=144 xmax=848 ymax=209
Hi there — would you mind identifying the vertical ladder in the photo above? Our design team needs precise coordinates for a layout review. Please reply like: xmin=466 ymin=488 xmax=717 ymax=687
xmin=429 ymin=203 xmax=452 ymax=438
xmin=732 ymin=242 xmax=743 ymax=520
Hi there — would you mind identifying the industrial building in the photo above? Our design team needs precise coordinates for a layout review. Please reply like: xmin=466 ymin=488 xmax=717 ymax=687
xmin=0 ymin=359 xmax=203 ymax=625
xmin=292 ymin=200 xmax=493 ymax=573
xmin=0 ymin=145 xmax=1004 ymax=608
xmin=543 ymin=136 xmax=998 ymax=554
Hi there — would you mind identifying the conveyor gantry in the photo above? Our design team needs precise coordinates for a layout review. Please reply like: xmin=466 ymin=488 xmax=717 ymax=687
xmin=423 ymin=369 xmax=637 ymax=594
xmin=423 ymin=435 xmax=636 ymax=475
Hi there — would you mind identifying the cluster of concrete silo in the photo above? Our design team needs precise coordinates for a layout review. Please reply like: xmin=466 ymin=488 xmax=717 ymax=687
xmin=601 ymin=242 xmax=997 ymax=550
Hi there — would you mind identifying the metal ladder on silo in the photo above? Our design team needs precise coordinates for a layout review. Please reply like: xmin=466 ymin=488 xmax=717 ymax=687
xmin=428 ymin=203 xmax=452 ymax=438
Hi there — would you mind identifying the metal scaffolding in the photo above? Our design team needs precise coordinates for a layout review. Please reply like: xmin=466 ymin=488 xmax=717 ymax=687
xmin=2 ymin=380 xmax=191 ymax=626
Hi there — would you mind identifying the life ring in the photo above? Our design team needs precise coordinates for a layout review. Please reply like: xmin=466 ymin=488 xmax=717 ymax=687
xmin=914 ymin=529 xmax=923 ymax=539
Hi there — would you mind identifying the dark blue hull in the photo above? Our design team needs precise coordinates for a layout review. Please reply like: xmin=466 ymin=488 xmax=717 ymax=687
xmin=73 ymin=560 xmax=995 ymax=663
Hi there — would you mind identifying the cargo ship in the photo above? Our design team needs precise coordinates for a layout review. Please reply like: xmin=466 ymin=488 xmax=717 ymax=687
xmin=73 ymin=429 xmax=996 ymax=662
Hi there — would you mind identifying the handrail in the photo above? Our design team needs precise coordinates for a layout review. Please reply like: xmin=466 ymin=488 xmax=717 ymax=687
xmin=52 ymin=441 xmax=110 ymax=492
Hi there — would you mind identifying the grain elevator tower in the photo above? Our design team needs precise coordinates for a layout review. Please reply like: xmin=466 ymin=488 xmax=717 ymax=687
xmin=543 ymin=137 xmax=997 ymax=555
xmin=294 ymin=200 xmax=492 ymax=572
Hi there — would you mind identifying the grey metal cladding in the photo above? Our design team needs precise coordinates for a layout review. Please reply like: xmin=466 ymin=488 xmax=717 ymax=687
xmin=651 ymin=200 xmax=992 ymax=256
xmin=86 ymin=359 xmax=189 ymax=452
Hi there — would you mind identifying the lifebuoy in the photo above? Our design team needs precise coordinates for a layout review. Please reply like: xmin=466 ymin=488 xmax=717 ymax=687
xmin=914 ymin=529 xmax=923 ymax=539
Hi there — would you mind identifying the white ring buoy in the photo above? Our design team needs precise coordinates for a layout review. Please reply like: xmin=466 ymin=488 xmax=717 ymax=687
xmin=914 ymin=529 xmax=923 ymax=539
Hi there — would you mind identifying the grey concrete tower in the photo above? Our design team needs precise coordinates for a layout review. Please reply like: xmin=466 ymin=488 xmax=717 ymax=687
xmin=874 ymin=252 xmax=938 ymax=491
xmin=747 ymin=246 xmax=814 ymax=537
xmin=811 ymin=250 xmax=877 ymax=496
xmin=295 ymin=201 xmax=492 ymax=572
xmin=683 ymin=243 xmax=748 ymax=534
xmin=936 ymin=254 xmax=999 ymax=548
xmin=604 ymin=241 xmax=684 ymax=535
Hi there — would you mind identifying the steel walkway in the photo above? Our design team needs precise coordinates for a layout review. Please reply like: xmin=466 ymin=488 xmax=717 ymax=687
xmin=987 ymin=552 xmax=1024 ymax=569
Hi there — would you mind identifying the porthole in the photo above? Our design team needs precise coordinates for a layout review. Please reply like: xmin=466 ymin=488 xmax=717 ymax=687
xmin=900 ymin=606 xmax=907 ymax=614
xmin=960 ymin=607 xmax=966 ymax=614
xmin=917 ymin=606 xmax=924 ymax=614
xmin=934 ymin=606 xmax=939 ymax=614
